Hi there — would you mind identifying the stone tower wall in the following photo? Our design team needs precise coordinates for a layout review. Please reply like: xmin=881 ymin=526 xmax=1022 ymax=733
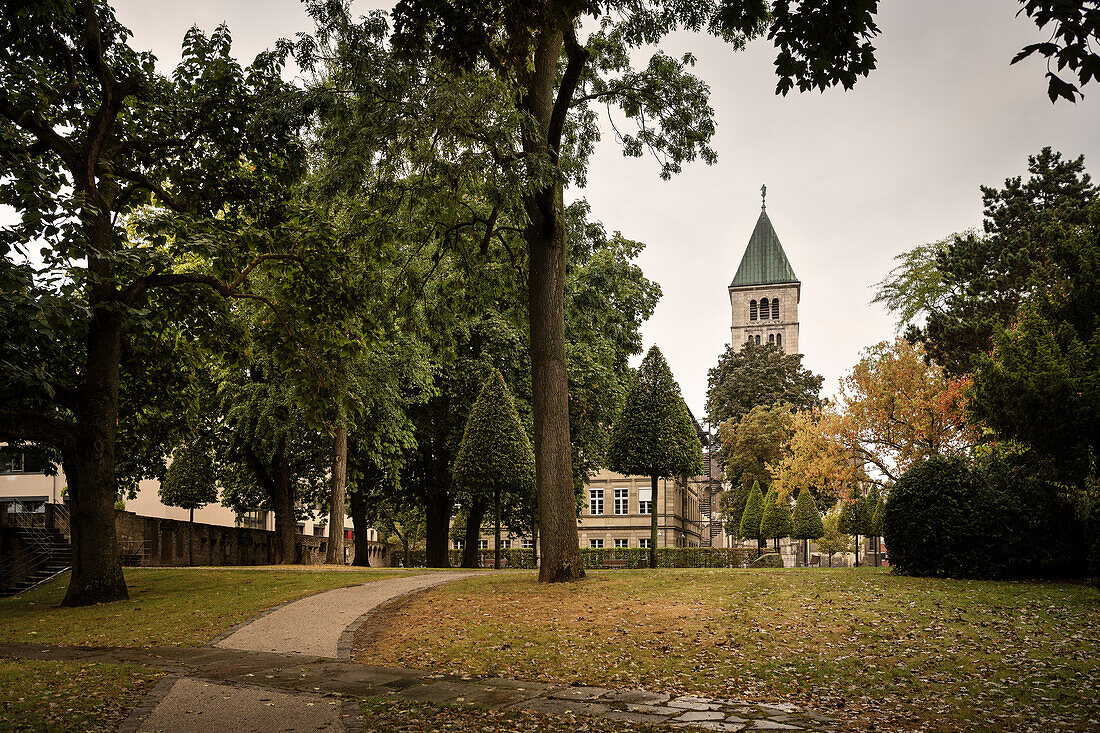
xmin=729 ymin=282 xmax=800 ymax=354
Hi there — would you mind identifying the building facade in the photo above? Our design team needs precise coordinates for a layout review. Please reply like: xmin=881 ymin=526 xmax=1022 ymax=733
xmin=578 ymin=468 xmax=703 ymax=549
xmin=729 ymin=200 xmax=800 ymax=354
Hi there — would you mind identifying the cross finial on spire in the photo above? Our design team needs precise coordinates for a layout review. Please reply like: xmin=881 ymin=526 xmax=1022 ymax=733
xmin=761 ymin=183 xmax=767 ymax=210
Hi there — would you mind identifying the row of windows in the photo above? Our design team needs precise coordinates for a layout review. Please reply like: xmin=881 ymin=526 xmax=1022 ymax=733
xmin=749 ymin=297 xmax=781 ymax=321
xmin=590 ymin=487 xmax=651 ymax=516
xmin=452 ymin=538 xmax=535 ymax=550
xmin=590 ymin=538 xmax=651 ymax=548
xmin=746 ymin=333 xmax=783 ymax=347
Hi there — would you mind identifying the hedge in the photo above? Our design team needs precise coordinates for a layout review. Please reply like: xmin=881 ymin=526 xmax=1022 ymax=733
xmin=394 ymin=547 xmax=762 ymax=569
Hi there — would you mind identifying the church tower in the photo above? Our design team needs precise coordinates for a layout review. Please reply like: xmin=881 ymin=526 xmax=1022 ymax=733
xmin=729 ymin=188 xmax=800 ymax=353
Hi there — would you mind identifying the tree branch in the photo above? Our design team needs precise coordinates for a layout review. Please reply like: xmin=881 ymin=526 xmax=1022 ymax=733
xmin=548 ymin=22 xmax=590 ymax=159
xmin=0 ymin=410 xmax=77 ymax=453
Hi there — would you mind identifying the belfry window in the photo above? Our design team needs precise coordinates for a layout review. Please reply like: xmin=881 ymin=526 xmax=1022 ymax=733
xmin=759 ymin=297 xmax=770 ymax=319
xmin=755 ymin=334 xmax=762 ymax=345
xmin=772 ymin=299 xmax=780 ymax=319
xmin=749 ymin=300 xmax=757 ymax=320
xmin=776 ymin=333 xmax=782 ymax=348
xmin=768 ymin=333 xmax=775 ymax=345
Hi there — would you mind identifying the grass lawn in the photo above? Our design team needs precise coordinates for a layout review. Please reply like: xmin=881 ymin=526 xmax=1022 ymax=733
xmin=0 ymin=567 xmax=408 ymax=647
xmin=353 ymin=568 xmax=1100 ymax=733
xmin=0 ymin=658 xmax=162 ymax=732
xmin=360 ymin=697 xmax=665 ymax=732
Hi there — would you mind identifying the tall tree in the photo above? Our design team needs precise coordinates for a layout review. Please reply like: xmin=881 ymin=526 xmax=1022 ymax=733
xmin=0 ymin=5 xmax=308 ymax=604
xmin=609 ymin=346 xmax=703 ymax=568
xmin=454 ymin=369 xmax=536 ymax=570
xmin=770 ymin=408 xmax=855 ymax=510
xmin=791 ymin=487 xmax=824 ymax=566
xmin=759 ymin=485 xmax=792 ymax=555
xmin=902 ymin=149 xmax=1097 ymax=375
xmin=717 ymin=403 xmax=795 ymax=530
xmin=738 ymin=480 xmax=767 ymax=550
xmin=706 ymin=342 xmax=823 ymax=427
xmin=388 ymin=0 xmax=885 ymax=582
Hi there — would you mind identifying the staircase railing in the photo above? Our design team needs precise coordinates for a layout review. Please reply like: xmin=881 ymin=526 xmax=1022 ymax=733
xmin=1 ymin=503 xmax=71 ymax=594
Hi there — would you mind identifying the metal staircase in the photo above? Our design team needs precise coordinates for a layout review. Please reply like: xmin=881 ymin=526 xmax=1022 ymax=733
xmin=1 ymin=507 xmax=72 ymax=596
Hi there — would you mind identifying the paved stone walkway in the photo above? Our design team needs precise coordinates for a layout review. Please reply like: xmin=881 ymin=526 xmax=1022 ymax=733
xmin=214 ymin=571 xmax=477 ymax=658
xmin=0 ymin=642 xmax=838 ymax=731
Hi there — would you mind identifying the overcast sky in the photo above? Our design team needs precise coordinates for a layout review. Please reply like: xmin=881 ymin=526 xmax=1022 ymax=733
xmin=102 ymin=1 xmax=1100 ymax=416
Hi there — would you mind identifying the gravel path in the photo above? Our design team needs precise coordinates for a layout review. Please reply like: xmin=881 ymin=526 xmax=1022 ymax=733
xmin=214 ymin=571 xmax=476 ymax=658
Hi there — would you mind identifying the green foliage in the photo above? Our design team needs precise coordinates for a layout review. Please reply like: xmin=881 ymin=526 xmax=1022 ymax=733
xmin=705 ymin=342 xmax=823 ymax=427
xmin=159 ymin=441 xmax=218 ymax=512
xmin=872 ymin=235 xmax=956 ymax=333
xmin=718 ymin=404 xmax=795 ymax=524
xmin=738 ymin=480 xmax=766 ymax=540
xmin=760 ymin=486 xmax=792 ymax=541
xmin=870 ymin=495 xmax=885 ymax=538
xmin=608 ymin=346 xmax=702 ymax=480
xmin=791 ymin=487 xmax=824 ymax=540
xmin=454 ymin=369 xmax=536 ymax=497
xmin=816 ymin=503 xmax=855 ymax=560
xmin=908 ymin=149 xmax=1097 ymax=376
xmin=838 ymin=493 xmax=868 ymax=537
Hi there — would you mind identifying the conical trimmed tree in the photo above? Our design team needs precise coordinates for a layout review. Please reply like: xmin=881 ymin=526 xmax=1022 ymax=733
xmin=454 ymin=369 xmax=536 ymax=570
xmin=609 ymin=346 xmax=703 ymax=569
xmin=760 ymin=486 xmax=792 ymax=555
xmin=791 ymin=487 xmax=824 ymax=566
xmin=739 ymin=480 xmax=767 ymax=550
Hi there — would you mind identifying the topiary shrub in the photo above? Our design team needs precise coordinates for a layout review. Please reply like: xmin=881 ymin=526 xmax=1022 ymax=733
xmin=750 ymin=552 xmax=784 ymax=568
xmin=882 ymin=457 xmax=1011 ymax=578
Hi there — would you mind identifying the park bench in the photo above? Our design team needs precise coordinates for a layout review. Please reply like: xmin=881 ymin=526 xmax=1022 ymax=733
xmin=601 ymin=559 xmax=628 ymax=569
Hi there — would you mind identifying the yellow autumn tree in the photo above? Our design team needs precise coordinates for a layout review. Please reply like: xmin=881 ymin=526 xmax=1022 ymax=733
xmin=769 ymin=408 xmax=854 ymax=506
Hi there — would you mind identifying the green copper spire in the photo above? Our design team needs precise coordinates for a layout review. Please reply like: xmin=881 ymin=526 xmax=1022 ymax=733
xmin=729 ymin=205 xmax=798 ymax=288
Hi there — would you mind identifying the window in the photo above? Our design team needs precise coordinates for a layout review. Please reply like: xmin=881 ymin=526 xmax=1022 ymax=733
xmin=452 ymin=539 xmax=465 ymax=550
xmin=614 ymin=538 xmax=628 ymax=548
xmin=590 ymin=538 xmax=604 ymax=549
xmin=749 ymin=299 xmax=758 ymax=320
xmin=313 ymin=525 xmax=327 ymax=537
xmin=589 ymin=488 xmax=604 ymax=515
xmin=638 ymin=487 xmax=652 ymax=515
xmin=776 ymin=333 xmax=782 ymax=348
xmin=768 ymin=333 xmax=775 ymax=345
xmin=500 ymin=539 xmax=511 ymax=549
xmin=478 ymin=539 xmax=489 ymax=550
xmin=755 ymin=334 xmax=762 ymax=345
xmin=614 ymin=488 xmax=628 ymax=515
xmin=772 ymin=298 xmax=780 ymax=319
xmin=759 ymin=297 xmax=770 ymax=318
xmin=238 ymin=509 xmax=267 ymax=530
xmin=639 ymin=538 xmax=651 ymax=549
xmin=521 ymin=538 xmax=534 ymax=549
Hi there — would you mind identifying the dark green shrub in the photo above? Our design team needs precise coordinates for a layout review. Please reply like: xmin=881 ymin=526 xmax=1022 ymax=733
xmin=739 ymin=481 xmax=766 ymax=544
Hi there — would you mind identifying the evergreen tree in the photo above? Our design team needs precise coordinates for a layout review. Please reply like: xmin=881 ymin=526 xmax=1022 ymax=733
xmin=791 ymin=487 xmax=825 ymax=566
xmin=739 ymin=480 xmax=767 ymax=550
xmin=817 ymin=504 xmax=854 ymax=567
xmin=839 ymin=492 xmax=866 ymax=566
xmin=760 ymin=486 xmax=793 ymax=554
xmin=454 ymin=369 xmax=536 ymax=570
xmin=609 ymin=346 xmax=703 ymax=568
xmin=159 ymin=440 xmax=218 ymax=566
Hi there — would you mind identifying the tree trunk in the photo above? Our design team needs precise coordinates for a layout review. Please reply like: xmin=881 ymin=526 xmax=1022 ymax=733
xmin=325 ymin=423 xmax=348 ymax=564
xmin=461 ymin=497 xmax=488 ymax=568
xmin=348 ymin=488 xmax=371 ymax=567
xmin=271 ymin=450 xmax=296 ymax=564
xmin=757 ymin=537 xmax=766 ymax=551
xmin=649 ymin=474 xmax=659 ymax=569
xmin=523 ymin=28 xmax=584 ymax=584
xmin=424 ymin=490 xmax=451 ymax=568
xmin=854 ymin=534 xmax=860 ymax=567
xmin=62 ymin=310 xmax=128 ymax=607
xmin=494 ymin=488 xmax=501 ymax=570
xmin=189 ymin=507 xmax=194 ymax=567
xmin=803 ymin=538 xmax=808 ymax=567
xmin=531 ymin=493 xmax=539 ymax=567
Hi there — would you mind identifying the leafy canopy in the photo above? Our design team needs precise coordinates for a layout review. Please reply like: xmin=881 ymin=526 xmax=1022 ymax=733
xmin=791 ymin=486 xmax=824 ymax=541
xmin=706 ymin=341 xmax=822 ymax=428
xmin=738 ymin=480 xmax=766 ymax=541
xmin=608 ymin=346 xmax=702 ymax=480
xmin=454 ymin=368 xmax=536 ymax=497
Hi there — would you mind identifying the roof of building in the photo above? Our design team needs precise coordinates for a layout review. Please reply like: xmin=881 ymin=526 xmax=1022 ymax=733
xmin=729 ymin=208 xmax=799 ymax=288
